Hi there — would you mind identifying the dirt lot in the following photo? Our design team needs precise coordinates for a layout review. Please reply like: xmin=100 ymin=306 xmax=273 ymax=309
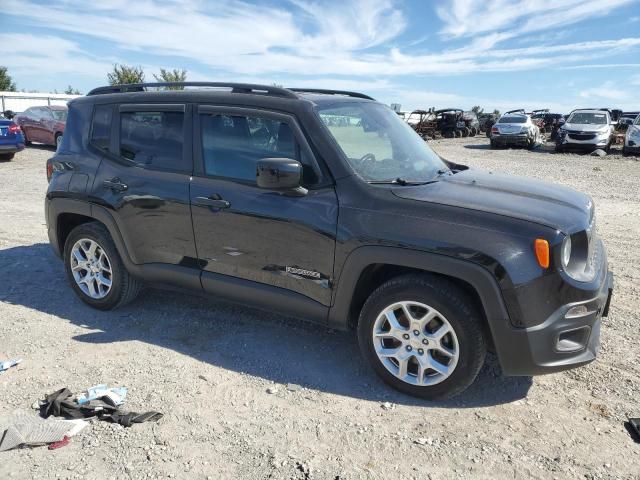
xmin=1 ymin=139 xmax=639 ymax=480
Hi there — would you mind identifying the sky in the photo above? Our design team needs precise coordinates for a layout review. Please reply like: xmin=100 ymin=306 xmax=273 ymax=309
xmin=2 ymin=0 xmax=640 ymax=113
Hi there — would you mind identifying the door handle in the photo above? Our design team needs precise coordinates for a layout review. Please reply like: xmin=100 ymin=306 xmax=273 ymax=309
xmin=103 ymin=178 xmax=128 ymax=192
xmin=195 ymin=196 xmax=230 ymax=209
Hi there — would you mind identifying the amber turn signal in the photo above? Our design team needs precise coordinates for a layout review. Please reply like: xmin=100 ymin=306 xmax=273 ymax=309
xmin=534 ymin=238 xmax=550 ymax=268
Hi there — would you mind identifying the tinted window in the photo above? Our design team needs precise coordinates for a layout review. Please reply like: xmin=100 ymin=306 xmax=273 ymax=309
xmin=120 ymin=111 xmax=185 ymax=171
xmin=498 ymin=116 xmax=527 ymax=124
xmin=201 ymin=113 xmax=311 ymax=183
xmin=90 ymin=105 xmax=113 ymax=152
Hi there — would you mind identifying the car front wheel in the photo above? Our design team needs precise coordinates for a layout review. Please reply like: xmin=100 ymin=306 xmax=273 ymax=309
xmin=357 ymin=274 xmax=486 ymax=399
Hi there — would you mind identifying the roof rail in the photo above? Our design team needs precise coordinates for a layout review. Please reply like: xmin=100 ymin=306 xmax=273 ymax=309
xmin=287 ymin=88 xmax=375 ymax=100
xmin=86 ymin=82 xmax=299 ymax=99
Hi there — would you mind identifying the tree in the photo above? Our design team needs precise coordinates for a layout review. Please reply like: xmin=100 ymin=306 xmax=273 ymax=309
xmin=153 ymin=68 xmax=187 ymax=89
xmin=0 ymin=66 xmax=17 ymax=91
xmin=492 ymin=109 xmax=501 ymax=116
xmin=471 ymin=105 xmax=484 ymax=115
xmin=64 ymin=85 xmax=81 ymax=95
xmin=107 ymin=64 xmax=145 ymax=85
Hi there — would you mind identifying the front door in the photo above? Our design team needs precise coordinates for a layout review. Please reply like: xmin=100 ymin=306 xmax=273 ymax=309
xmin=91 ymin=103 xmax=197 ymax=267
xmin=190 ymin=105 xmax=338 ymax=306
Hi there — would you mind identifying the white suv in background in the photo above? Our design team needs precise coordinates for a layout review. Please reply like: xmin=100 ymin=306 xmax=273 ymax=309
xmin=556 ymin=109 xmax=613 ymax=153
xmin=623 ymin=113 xmax=640 ymax=156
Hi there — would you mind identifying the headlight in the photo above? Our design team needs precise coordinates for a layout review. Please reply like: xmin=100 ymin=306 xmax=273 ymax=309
xmin=561 ymin=235 xmax=572 ymax=268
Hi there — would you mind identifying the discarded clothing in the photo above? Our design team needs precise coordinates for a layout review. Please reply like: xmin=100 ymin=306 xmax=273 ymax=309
xmin=40 ymin=388 xmax=162 ymax=428
xmin=0 ymin=411 xmax=87 ymax=452
xmin=0 ymin=358 xmax=22 ymax=373
xmin=77 ymin=384 xmax=127 ymax=406
xmin=48 ymin=435 xmax=70 ymax=450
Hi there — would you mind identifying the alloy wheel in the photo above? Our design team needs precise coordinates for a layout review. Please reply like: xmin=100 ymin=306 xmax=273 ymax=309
xmin=372 ymin=301 xmax=459 ymax=386
xmin=70 ymin=238 xmax=113 ymax=299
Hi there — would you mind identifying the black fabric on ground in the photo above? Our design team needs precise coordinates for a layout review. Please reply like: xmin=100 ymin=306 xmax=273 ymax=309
xmin=40 ymin=388 xmax=163 ymax=427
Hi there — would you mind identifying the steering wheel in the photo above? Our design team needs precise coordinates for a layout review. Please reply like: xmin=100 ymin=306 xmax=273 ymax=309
xmin=358 ymin=153 xmax=377 ymax=169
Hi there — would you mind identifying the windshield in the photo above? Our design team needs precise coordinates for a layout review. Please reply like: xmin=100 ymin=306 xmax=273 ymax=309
xmin=52 ymin=110 xmax=68 ymax=121
xmin=498 ymin=116 xmax=526 ymax=124
xmin=567 ymin=112 xmax=607 ymax=125
xmin=317 ymin=102 xmax=446 ymax=182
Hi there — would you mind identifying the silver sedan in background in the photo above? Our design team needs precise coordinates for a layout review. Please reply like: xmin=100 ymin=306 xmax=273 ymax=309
xmin=490 ymin=113 xmax=542 ymax=150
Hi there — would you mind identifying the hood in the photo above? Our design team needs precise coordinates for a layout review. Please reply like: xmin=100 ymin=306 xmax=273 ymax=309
xmin=392 ymin=169 xmax=592 ymax=233
xmin=562 ymin=123 xmax=608 ymax=133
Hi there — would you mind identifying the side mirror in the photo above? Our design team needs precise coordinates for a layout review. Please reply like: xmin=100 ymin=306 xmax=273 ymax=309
xmin=256 ymin=158 xmax=306 ymax=195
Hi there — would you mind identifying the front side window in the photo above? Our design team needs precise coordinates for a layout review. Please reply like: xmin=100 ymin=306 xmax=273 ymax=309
xmin=634 ymin=115 xmax=640 ymax=126
xmin=120 ymin=111 xmax=185 ymax=171
xmin=201 ymin=113 xmax=313 ymax=183
xmin=317 ymin=102 xmax=446 ymax=182
xmin=90 ymin=105 xmax=112 ymax=151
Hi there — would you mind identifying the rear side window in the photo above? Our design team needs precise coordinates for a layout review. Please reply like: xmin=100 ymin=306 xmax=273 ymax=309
xmin=120 ymin=111 xmax=185 ymax=172
xmin=90 ymin=105 xmax=112 ymax=152
xmin=201 ymin=113 xmax=316 ymax=183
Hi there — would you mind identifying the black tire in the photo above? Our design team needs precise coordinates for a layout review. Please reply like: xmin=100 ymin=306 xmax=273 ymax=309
xmin=0 ymin=153 xmax=15 ymax=161
xmin=357 ymin=274 xmax=487 ymax=400
xmin=454 ymin=129 xmax=462 ymax=138
xmin=444 ymin=130 xmax=454 ymax=139
xmin=63 ymin=222 xmax=142 ymax=310
xmin=470 ymin=127 xmax=477 ymax=137
xmin=485 ymin=130 xmax=491 ymax=138
xmin=490 ymin=139 xmax=497 ymax=149
xmin=554 ymin=144 xmax=564 ymax=153
xmin=461 ymin=127 xmax=470 ymax=137
xmin=23 ymin=129 xmax=32 ymax=146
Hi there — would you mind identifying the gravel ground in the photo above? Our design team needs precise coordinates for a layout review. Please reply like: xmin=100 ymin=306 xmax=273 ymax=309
xmin=0 ymin=139 xmax=639 ymax=480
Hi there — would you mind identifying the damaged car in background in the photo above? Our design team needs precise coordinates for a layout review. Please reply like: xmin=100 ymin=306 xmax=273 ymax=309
xmin=556 ymin=109 xmax=614 ymax=153
xmin=623 ymin=113 xmax=640 ymax=156
xmin=490 ymin=111 xmax=542 ymax=149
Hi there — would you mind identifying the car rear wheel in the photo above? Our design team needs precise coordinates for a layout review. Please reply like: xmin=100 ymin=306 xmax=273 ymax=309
xmin=64 ymin=222 xmax=141 ymax=310
xmin=23 ymin=129 xmax=31 ymax=146
xmin=357 ymin=274 xmax=486 ymax=399
xmin=0 ymin=153 xmax=15 ymax=161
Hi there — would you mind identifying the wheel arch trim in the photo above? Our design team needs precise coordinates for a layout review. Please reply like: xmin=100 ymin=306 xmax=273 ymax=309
xmin=328 ymin=246 xmax=517 ymax=366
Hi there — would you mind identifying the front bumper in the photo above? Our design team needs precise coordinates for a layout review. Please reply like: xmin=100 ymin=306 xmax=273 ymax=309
xmin=558 ymin=134 xmax=609 ymax=150
xmin=495 ymin=242 xmax=613 ymax=376
xmin=624 ymin=139 xmax=640 ymax=154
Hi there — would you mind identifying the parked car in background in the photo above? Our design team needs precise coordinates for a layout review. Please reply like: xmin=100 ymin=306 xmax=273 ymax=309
xmin=623 ymin=113 xmax=640 ymax=156
xmin=0 ymin=119 xmax=25 ymax=160
xmin=616 ymin=112 xmax=640 ymax=133
xmin=15 ymin=105 xmax=68 ymax=149
xmin=556 ymin=109 xmax=614 ymax=153
xmin=490 ymin=112 xmax=542 ymax=149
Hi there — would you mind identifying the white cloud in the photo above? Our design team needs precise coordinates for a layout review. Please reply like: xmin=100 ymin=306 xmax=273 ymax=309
xmin=437 ymin=0 xmax=636 ymax=38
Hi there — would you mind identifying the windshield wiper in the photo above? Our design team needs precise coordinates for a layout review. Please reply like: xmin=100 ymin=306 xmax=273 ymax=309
xmin=368 ymin=177 xmax=429 ymax=186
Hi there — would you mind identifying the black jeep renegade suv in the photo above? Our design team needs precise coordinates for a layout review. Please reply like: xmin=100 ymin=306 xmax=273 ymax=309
xmin=45 ymin=82 xmax=613 ymax=399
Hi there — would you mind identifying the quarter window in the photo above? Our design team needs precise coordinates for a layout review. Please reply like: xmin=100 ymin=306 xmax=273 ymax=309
xmin=120 ymin=111 xmax=185 ymax=171
xmin=201 ymin=113 xmax=315 ymax=183
xmin=90 ymin=105 xmax=112 ymax=152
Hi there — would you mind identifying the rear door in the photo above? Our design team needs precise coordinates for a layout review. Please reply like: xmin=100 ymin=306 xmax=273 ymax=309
xmin=91 ymin=103 xmax=198 ymax=268
xmin=190 ymin=105 xmax=338 ymax=306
